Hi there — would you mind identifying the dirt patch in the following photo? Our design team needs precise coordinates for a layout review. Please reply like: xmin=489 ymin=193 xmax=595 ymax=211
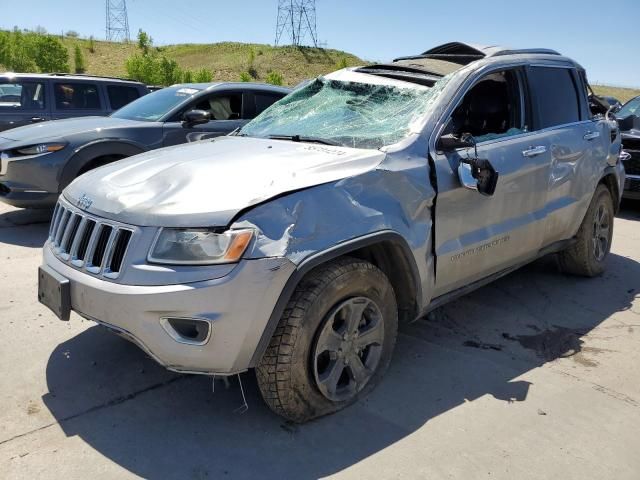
xmin=505 ymin=327 xmax=598 ymax=366
xmin=26 ymin=401 xmax=40 ymax=415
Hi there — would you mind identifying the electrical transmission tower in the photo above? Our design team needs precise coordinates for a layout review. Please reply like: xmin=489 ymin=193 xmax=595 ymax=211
xmin=275 ymin=0 xmax=318 ymax=47
xmin=106 ymin=0 xmax=130 ymax=42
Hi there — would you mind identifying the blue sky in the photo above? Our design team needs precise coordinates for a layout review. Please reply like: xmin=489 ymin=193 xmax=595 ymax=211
xmin=2 ymin=0 xmax=638 ymax=87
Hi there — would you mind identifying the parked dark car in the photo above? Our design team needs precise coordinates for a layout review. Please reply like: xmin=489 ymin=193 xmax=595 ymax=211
xmin=618 ymin=96 xmax=640 ymax=199
xmin=0 ymin=73 xmax=149 ymax=132
xmin=0 ymin=82 xmax=291 ymax=208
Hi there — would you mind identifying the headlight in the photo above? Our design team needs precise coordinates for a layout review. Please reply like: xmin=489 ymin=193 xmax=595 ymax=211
xmin=148 ymin=228 xmax=254 ymax=265
xmin=15 ymin=143 xmax=67 ymax=156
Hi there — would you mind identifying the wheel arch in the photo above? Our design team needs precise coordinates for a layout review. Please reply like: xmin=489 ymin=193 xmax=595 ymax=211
xmin=249 ymin=231 xmax=422 ymax=368
xmin=599 ymin=166 xmax=621 ymax=213
xmin=59 ymin=140 xmax=147 ymax=190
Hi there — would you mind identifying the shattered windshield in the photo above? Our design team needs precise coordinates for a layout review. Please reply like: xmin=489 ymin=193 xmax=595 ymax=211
xmin=240 ymin=76 xmax=448 ymax=149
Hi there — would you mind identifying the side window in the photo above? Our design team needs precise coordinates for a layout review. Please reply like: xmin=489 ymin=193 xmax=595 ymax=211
xmin=193 ymin=93 xmax=243 ymax=120
xmin=107 ymin=85 xmax=140 ymax=110
xmin=527 ymin=67 xmax=580 ymax=129
xmin=54 ymin=83 xmax=101 ymax=110
xmin=253 ymin=92 xmax=285 ymax=118
xmin=446 ymin=70 xmax=524 ymax=143
xmin=0 ymin=82 xmax=45 ymax=110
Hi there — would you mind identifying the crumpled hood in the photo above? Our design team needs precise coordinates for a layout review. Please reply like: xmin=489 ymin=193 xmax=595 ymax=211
xmin=0 ymin=116 xmax=145 ymax=144
xmin=64 ymin=136 xmax=386 ymax=227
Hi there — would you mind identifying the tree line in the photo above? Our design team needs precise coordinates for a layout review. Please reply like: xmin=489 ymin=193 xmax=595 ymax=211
xmin=0 ymin=28 xmax=286 ymax=87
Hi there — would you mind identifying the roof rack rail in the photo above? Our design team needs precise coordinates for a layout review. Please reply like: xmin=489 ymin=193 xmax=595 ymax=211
xmin=48 ymin=72 xmax=140 ymax=82
xmin=393 ymin=42 xmax=561 ymax=65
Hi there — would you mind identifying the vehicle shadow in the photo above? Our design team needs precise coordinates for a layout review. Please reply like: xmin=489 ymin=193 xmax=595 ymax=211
xmin=42 ymin=253 xmax=639 ymax=479
xmin=618 ymin=199 xmax=640 ymax=220
xmin=0 ymin=208 xmax=52 ymax=248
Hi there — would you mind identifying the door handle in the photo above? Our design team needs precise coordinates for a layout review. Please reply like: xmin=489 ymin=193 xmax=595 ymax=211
xmin=30 ymin=117 xmax=45 ymax=123
xmin=583 ymin=131 xmax=600 ymax=141
xmin=522 ymin=146 xmax=547 ymax=158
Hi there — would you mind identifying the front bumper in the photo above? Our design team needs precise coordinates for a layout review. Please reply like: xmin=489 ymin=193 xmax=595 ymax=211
xmin=43 ymin=247 xmax=295 ymax=375
xmin=0 ymin=150 xmax=67 ymax=208
xmin=623 ymin=174 xmax=640 ymax=200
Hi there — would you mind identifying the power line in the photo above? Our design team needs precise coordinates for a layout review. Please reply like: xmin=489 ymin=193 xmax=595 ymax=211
xmin=275 ymin=0 xmax=318 ymax=47
xmin=106 ymin=0 xmax=130 ymax=42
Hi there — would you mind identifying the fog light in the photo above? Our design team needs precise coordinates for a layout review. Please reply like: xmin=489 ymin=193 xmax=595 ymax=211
xmin=160 ymin=317 xmax=211 ymax=345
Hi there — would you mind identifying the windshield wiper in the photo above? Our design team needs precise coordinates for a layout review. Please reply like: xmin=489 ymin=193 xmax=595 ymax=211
xmin=268 ymin=134 xmax=340 ymax=146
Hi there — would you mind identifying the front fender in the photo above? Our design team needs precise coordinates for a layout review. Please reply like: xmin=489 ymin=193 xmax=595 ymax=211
xmin=231 ymin=167 xmax=436 ymax=367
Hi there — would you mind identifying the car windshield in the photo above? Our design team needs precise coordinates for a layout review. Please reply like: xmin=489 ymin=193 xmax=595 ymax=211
xmin=111 ymin=86 xmax=201 ymax=122
xmin=617 ymin=97 xmax=640 ymax=119
xmin=240 ymin=76 xmax=448 ymax=149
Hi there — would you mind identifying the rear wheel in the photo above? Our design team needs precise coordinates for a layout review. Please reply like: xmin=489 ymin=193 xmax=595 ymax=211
xmin=256 ymin=257 xmax=398 ymax=423
xmin=558 ymin=184 xmax=614 ymax=277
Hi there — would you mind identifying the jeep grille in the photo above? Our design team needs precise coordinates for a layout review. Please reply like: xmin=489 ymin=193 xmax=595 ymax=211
xmin=48 ymin=200 xmax=135 ymax=279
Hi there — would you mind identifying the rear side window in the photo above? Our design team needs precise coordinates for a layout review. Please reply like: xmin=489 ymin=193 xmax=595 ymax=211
xmin=253 ymin=92 xmax=285 ymax=118
xmin=107 ymin=85 xmax=140 ymax=110
xmin=527 ymin=67 xmax=580 ymax=129
xmin=54 ymin=83 xmax=101 ymax=110
xmin=0 ymin=82 xmax=45 ymax=110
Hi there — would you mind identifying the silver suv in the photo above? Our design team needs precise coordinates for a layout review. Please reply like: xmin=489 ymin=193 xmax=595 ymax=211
xmin=38 ymin=42 xmax=625 ymax=423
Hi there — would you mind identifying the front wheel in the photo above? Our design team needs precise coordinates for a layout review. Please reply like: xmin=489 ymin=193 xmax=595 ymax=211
xmin=256 ymin=257 xmax=398 ymax=423
xmin=558 ymin=184 xmax=615 ymax=277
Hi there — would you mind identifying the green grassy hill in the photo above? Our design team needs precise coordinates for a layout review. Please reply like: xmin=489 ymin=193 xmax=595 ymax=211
xmin=58 ymin=37 xmax=364 ymax=86
xmin=3 ymin=36 xmax=639 ymax=101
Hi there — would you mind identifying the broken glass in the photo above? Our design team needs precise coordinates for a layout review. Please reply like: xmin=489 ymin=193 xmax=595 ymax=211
xmin=240 ymin=76 xmax=450 ymax=149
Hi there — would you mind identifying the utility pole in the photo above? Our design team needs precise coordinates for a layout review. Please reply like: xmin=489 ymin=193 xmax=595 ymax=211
xmin=106 ymin=0 xmax=130 ymax=42
xmin=275 ymin=0 xmax=319 ymax=47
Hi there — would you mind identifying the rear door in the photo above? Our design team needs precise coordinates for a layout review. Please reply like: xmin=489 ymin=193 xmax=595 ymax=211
xmin=245 ymin=90 xmax=287 ymax=120
xmin=525 ymin=65 xmax=606 ymax=244
xmin=0 ymin=78 xmax=50 ymax=132
xmin=51 ymin=81 xmax=105 ymax=120
xmin=431 ymin=67 xmax=552 ymax=297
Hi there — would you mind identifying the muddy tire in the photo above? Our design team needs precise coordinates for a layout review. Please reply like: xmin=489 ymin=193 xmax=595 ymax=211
xmin=558 ymin=184 xmax=614 ymax=277
xmin=256 ymin=257 xmax=398 ymax=423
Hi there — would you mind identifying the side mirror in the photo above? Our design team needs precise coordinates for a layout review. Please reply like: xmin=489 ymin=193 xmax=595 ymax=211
xmin=452 ymin=133 xmax=499 ymax=196
xmin=459 ymin=158 xmax=499 ymax=196
xmin=182 ymin=109 xmax=210 ymax=127
xmin=437 ymin=133 xmax=475 ymax=151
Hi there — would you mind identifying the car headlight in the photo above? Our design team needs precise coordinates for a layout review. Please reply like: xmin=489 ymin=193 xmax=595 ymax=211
xmin=148 ymin=228 xmax=254 ymax=265
xmin=15 ymin=143 xmax=67 ymax=156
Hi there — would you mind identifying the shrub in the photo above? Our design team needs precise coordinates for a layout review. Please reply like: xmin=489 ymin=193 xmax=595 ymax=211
xmin=247 ymin=48 xmax=258 ymax=78
xmin=265 ymin=71 xmax=284 ymax=86
xmin=32 ymin=35 xmax=69 ymax=72
xmin=158 ymin=56 xmax=183 ymax=85
xmin=0 ymin=30 xmax=69 ymax=73
xmin=74 ymin=45 xmax=86 ymax=73
xmin=137 ymin=29 xmax=152 ymax=54
xmin=336 ymin=56 xmax=348 ymax=69
xmin=126 ymin=53 xmax=160 ymax=84
xmin=88 ymin=36 xmax=96 ymax=53
xmin=194 ymin=68 xmax=213 ymax=83
xmin=182 ymin=69 xmax=194 ymax=83
xmin=66 ymin=30 xmax=79 ymax=38
xmin=239 ymin=72 xmax=251 ymax=82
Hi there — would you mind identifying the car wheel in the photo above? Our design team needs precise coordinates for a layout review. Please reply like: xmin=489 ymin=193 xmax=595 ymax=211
xmin=256 ymin=257 xmax=398 ymax=423
xmin=558 ymin=184 xmax=614 ymax=277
